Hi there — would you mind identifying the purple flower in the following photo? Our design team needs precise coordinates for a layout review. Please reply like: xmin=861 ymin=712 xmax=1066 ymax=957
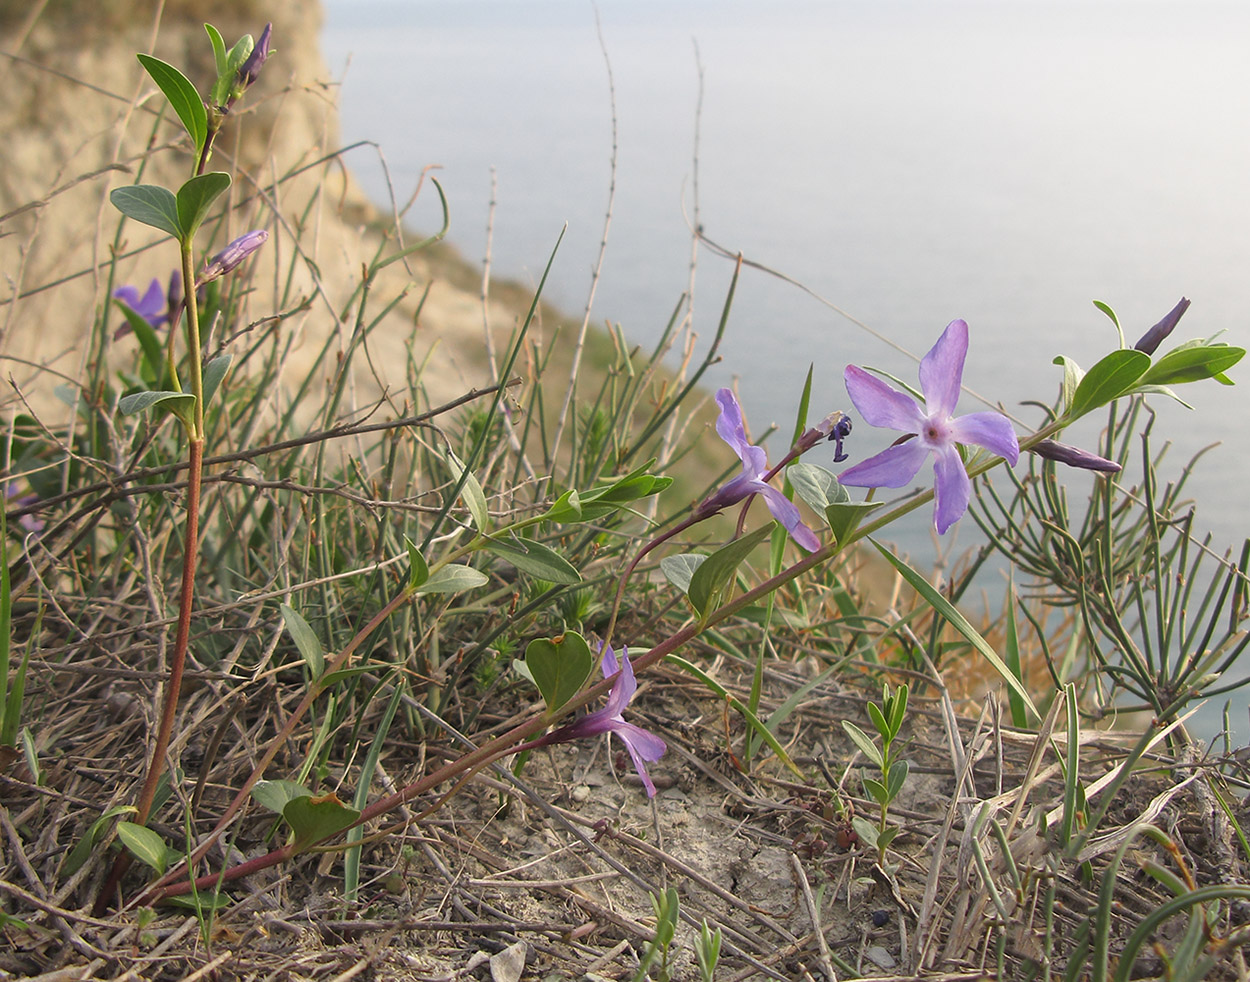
xmin=113 ymin=278 xmax=170 ymax=329
xmin=1029 ymin=439 xmax=1121 ymax=473
xmin=1133 ymin=297 xmax=1190 ymax=356
xmin=5 ymin=483 xmax=44 ymax=535
xmin=694 ymin=388 xmax=821 ymax=552
xmin=542 ymin=646 xmax=667 ymax=797
xmin=199 ymin=230 xmax=268 ymax=284
xmin=839 ymin=319 xmax=1020 ymax=534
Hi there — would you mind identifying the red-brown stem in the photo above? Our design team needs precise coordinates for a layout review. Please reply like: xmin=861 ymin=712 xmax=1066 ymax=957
xmin=95 ymin=437 xmax=203 ymax=912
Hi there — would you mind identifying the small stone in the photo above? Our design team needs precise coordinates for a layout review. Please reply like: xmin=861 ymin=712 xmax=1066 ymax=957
xmin=872 ymin=909 xmax=889 ymax=927
xmin=864 ymin=945 xmax=896 ymax=970
xmin=571 ymin=785 xmax=590 ymax=804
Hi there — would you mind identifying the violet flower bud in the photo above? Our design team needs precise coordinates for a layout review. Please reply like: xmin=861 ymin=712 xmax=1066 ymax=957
xmin=199 ymin=230 xmax=268 ymax=284
xmin=1133 ymin=297 xmax=1190 ymax=356
xmin=1029 ymin=439 xmax=1121 ymax=473
xmin=236 ymin=23 xmax=272 ymax=91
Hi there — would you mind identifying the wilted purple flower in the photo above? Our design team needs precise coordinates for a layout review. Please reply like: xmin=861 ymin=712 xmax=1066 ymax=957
xmin=199 ymin=230 xmax=268 ymax=284
xmin=1029 ymin=440 xmax=1121 ymax=473
xmin=539 ymin=646 xmax=667 ymax=797
xmin=1133 ymin=297 xmax=1191 ymax=356
xmin=113 ymin=278 xmax=169 ymax=329
xmin=694 ymin=389 xmax=822 ymax=552
xmin=839 ymin=319 xmax=1020 ymax=534
xmin=235 ymin=23 xmax=272 ymax=92
xmin=796 ymin=410 xmax=853 ymax=462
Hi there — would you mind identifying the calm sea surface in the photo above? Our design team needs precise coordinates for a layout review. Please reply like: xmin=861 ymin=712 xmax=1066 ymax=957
xmin=322 ymin=1 xmax=1250 ymax=731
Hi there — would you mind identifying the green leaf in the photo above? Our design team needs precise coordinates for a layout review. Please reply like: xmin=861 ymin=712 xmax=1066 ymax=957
xmin=118 ymin=389 xmax=195 ymax=430
xmin=660 ymin=554 xmax=706 ymax=595
xmin=1092 ymin=300 xmax=1126 ymax=348
xmin=1052 ymin=354 xmax=1085 ymax=413
xmin=863 ymin=776 xmax=891 ymax=807
xmin=203 ymin=353 xmax=231 ymax=408
xmin=251 ymin=779 xmax=312 ymax=815
xmin=404 ymin=536 xmax=429 ymax=589
xmin=205 ymin=23 xmax=229 ymax=77
xmin=1067 ymin=349 xmax=1150 ymax=419
xmin=841 ymin=720 xmax=884 ymax=769
xmin=446 ymin=449 xmax=489 ymax=532
xmin=484 ymin=535 xmax=581 ymax=585
xmin=870 ymin=538 xmax=1039 ymax=720
xmin=112 ymin=301 xmax=165 ymax=382
xmin=787 ymin=462 xmax=848 ymax=514
xmin=280 ymin=604 xmax=324 ymax=678
xmin=887 ymin=683 xmax=908 ymax=734
xmin=283 ymin=792 xmax=361 ymax=853
xmin=60 ymin=805 xmax=137 ymax=877
xmin=688 ymin=525 xmax=772 ymax=617
xmin=414 ymin=563 xmax=489 ymax=596
xmin=176 ymin=172 xmax=231 ymax=240
xmin=116 ymin=821 xmax=173 ymax=874
xmin=542 ymin=489 xmax=583 ymax=523
xmin=824 ymin=500 xmax=884 ymax=546
xmin=165 ymin=892 xmax=232 ymax=912
xmin=851 ymin=815 xmax=879 ymax=850
xmin=136 ymin=53 xmax=207 ymax=156
xmin=886 ymin=759 xmax=910 ymax=799
xmin=523 ymin=632 xmax=593 ymax=714
xmin=866 ymin=701 xmax=890 ymax=740
xmin=110 ymin=184 xmax=182 ymax=238
xmin=1138 ymin=342 xmax=1244 ymax=387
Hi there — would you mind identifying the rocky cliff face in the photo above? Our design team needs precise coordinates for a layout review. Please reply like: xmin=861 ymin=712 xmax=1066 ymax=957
xmin=1 ymin=0 xmax=504 ymax=426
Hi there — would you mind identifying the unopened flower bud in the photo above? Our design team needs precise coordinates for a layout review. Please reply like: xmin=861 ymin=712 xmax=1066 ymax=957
xmin=236 ymin=23 xmax=272 ymax=91
xmin=1133 ymin=297 xmax=1190 ymax=356
xmin=199 ymin=230 xmax=268 ymax=284
xmin=1030 ymin=439 xmax=1121 ymax=473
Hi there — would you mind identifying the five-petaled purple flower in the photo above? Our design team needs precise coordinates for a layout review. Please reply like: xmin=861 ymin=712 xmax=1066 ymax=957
xmin=539 ymin=646 xmax=667 ymax=797
xmin=839 ymin=319 xmax=1019 ymax=534
xmin=694 ymin=388 xmax=821 ymax=552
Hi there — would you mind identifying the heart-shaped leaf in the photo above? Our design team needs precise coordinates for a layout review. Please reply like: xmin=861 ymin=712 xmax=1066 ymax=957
xmin=283 ymin=792 xmax=361 ymax=853
xmin=787 ymin=462 xmax=849 ymax=513
xmin=110 ymin=185 xmax=182 ymax=238
xmin=523 ymin=632 xmax=593 ymax=714
xmin=251 ymin=779 xmax=311 ymax=814
xmin=660 ymin=553 xmax=706 ymax=595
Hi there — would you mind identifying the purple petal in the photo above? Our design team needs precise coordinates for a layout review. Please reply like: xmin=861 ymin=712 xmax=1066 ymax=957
xmin=931 ymin=446 xmax=972 ymax=533
xmin=1134 ymin=297 xmax=1190 ymax=355
xmin=839 ymin=440 xmax=930 ymax=489
xmin=611 ymin=720 xmax=667 ymax=797
xmin=758 ymin=485 xmax=820 ymax=552
xmin=601 ymin=648 xmax=637 ymax=717
xmin=844 ymin=366 xmax=927 ymax=433
xmin=714 ymin=388 xmax=767 ymax=477
xmin=918 ymin=320 xmax=968 ymax=419
xmin=556 ymin=706 xmax=614 ymax=741
xmin=600 ymin=644 xmax=621 ymax=678
xmin=948 ymin=411 xmax=1020 ymax=464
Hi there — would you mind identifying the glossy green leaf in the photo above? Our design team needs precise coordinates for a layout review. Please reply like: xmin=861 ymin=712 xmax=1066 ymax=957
xmin=110 ymin=184 xmax=182 ymax=238
xmin=205 ymin=23 xmax=229 ymax=77
xmin=871 ymin=538 xmax=1039 ymax=719
xmin=251 ymin=779 xmax=311 ymax=814
xmin=841 ymin=720 xmax=884 ymax=769
xmin=116 ymin=821 xmax=172 ymax=874
xmin=446 ymin=449 xmax=489 ymax=532
xmin=414 ymin=564 xmax=489 ymax=596
xmin=136 ymin=54 xmax=207 ymax=155
xmin=176 ymin=172 xmax=231 ymax=239
xmin=523 ymin=632 xmax=593 ymax=714
xmin=660 ymin=553 xmax=705 ymax=595
xmin=689 ymin=525 xmax=771 ymax=617
xmin=484 ymin=535 xmax=581 ymax=584
xmin=283 ymin=792 xmax=361 ymax=853
xmin=1067 ymin=349 xmax=1150 ymax=419
xmin=280 ymin=604 xmax=324 ymax=678
xmin=404 ymin=535 xmax=429 ymax=589
xmin=1138 ymin=342 xmax=1244 ymax=387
